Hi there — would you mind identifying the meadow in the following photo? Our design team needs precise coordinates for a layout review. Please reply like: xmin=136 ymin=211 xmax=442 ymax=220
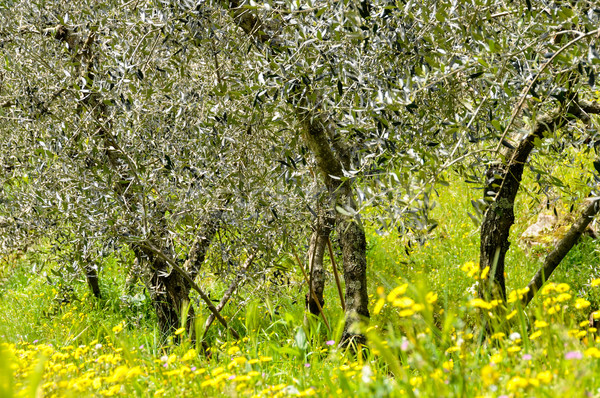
xmin=1 ymin=166 xmax=600 ymax=398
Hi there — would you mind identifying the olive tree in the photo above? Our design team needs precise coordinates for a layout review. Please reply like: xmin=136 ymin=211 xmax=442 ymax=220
xmin=0 ymin=0 xmax=312 ymax=340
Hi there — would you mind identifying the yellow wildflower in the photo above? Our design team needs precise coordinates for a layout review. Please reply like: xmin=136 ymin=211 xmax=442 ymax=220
xmin=540 ymin=283 xmax=556 ymax=295
xmin=490 ymin=353 xmax=502 ymax=364
xmin=212 ymin=367 xmax=225 ymax=376
xmin=469 ymin=298 xmax=492 ymax=310
xmin=409 ymin=376 xmax=422 ymax=387
xmin=112 ymin=323 xmax=124 ymax=334
xmin=398 ymin=309 xmax=415 ymax=317
xmin=387 ymin=284 xmax=408 ymax=302
xmin=506 ymin=310 xmax=517 ymax=320
xmin=584 ymin=347 xmax=600 ymax=358
xmin=547 ymin=304 xmax=561 ymax=315
xmin=529 ymin=331 xmax=542 ymax=340
xmin=373 ymin=298 xmax=385 ymax=315
xmin=535 ymin=320 xmax=549 ymax=328
xmin=426 ymin=292 xmax=438 ymax=304
xmin=575 ymin=298 xmax=591 ymax=309
xmin=174 ymin=327 xmax=186 ymax=336
xmin=507 ymin=376 xmax=529 ymax=391
xmin=537 ymin=371 xmax=552 ymax=384
xmin=481 ymin=365 xmax=499 ymax=386
xmin=480 ymin=266 xmax=490 ymax=280
xmin=442 ymin=360 xmax=453 ymax=371
xmin=182 ymin=349 xmax=197 ymax=362
xmin=556 ymin=283 xmax=570 ymax=293
xmin=108 ymin=366 xmax=129 ymax=383
xmin=392 ymin=297 xmax=414 ymax=308
xmin=461 ymin=261 xmax=479 ymax=278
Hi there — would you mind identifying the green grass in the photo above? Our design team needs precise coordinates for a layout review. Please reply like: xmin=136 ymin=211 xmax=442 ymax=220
xmin=1 ymin=162 xmax=600 ymax=397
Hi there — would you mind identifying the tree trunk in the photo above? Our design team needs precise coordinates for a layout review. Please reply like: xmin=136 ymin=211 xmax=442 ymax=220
xmin=83 ymin=263 xmax=102 ymax=299
xmin=521 ymin=198 xmax=600 ymax=306
xmin=75 ymin=239 xmax=102 ymax=299
xmin=217 ymin=2 xmax=372 ymax=343
xmin=478 ymin=163 xmax=514 ymax=302
xmin=139 ymin=209 xmax=221 ymax=340
xmin=218 ymin=0 xmax=371 ymax=346
xmin=336 ymin=202 xmax=369 ymax=345
xmin=306 ymin=204 xmax=334 ymax=316
xmin=148 ymin=253 xmax=194 ymax=340
xmin=299 ymin=105 xmax=370 ymax=346
xmin=479 ymin=100 xmax=600 ymax=303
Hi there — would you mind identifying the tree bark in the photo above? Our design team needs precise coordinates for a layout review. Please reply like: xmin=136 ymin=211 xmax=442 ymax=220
xmin=299 ymin=106 xmax=370 ymax=345
xmin=479 ymin=100 xmax=600 ymax=302
xmin=75 ymin=239 xmax=102 ymax=299
xmin=83 ymin=263 xmax=102 ymax=299
xmin=145 ymin=249 xmax=193 ymax=340
xmin=521 ymin=198 xmax=599 ymax=306
xmin=141 ymin=241 xmax=240 ymax=340
xmin=306 ymin=203 xmax=334 ymax=316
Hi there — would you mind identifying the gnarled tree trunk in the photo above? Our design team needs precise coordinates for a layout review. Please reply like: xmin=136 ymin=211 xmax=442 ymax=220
xmin=299 ymin=106 xmax=370 ymax=345
xmin=479 ymin=100 xmax=600 ymax=303
xmin=306 ymin=202 xmax=335 ymax=316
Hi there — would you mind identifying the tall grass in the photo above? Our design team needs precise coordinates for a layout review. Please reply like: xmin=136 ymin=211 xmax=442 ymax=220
xmin=1 ymin=158 xmax=600 ymax=397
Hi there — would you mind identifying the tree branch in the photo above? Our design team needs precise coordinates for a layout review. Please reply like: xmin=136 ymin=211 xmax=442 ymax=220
xmin=202 ymin=253 xmax=255 ymax=339
xmin=183 ymin=210 xmax=223 ymax=279
xmin=494 ymin=28 xmax=600 ymax=153
xmin=521 ymin=198 xmax=600 ymax=306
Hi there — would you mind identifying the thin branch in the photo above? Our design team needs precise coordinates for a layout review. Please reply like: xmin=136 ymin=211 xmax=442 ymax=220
xmin=202 ymin=253 xmax=255 ymax=339
xmin=490 ymin=10 xmax=518 ymax=18
xmin=494 ymin=28 xmax=600 ymax=153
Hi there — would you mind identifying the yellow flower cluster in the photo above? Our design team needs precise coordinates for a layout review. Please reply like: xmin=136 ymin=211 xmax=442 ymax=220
xmin=373 ymin=284 xmax=438 ymax=318
xmin=460 ymin=261 xmax=489 ymax=280
xmin=469 ymin=298 xmax=501 ymax=310
xmin=507 ymin=371 xmax=553 ymax=392
xmin=507 ymin=287 xmax=530 ymax=303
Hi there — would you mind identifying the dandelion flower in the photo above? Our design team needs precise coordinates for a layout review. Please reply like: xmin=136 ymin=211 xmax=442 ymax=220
xmin=112 ymin=323 xmax=124 ymax=334
xmin=575 ymin=298 xmax=591 ymax=309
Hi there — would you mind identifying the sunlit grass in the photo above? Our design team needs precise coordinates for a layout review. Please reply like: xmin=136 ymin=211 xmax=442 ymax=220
xmin=1 ymin=158 xmax=600 ymax=397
